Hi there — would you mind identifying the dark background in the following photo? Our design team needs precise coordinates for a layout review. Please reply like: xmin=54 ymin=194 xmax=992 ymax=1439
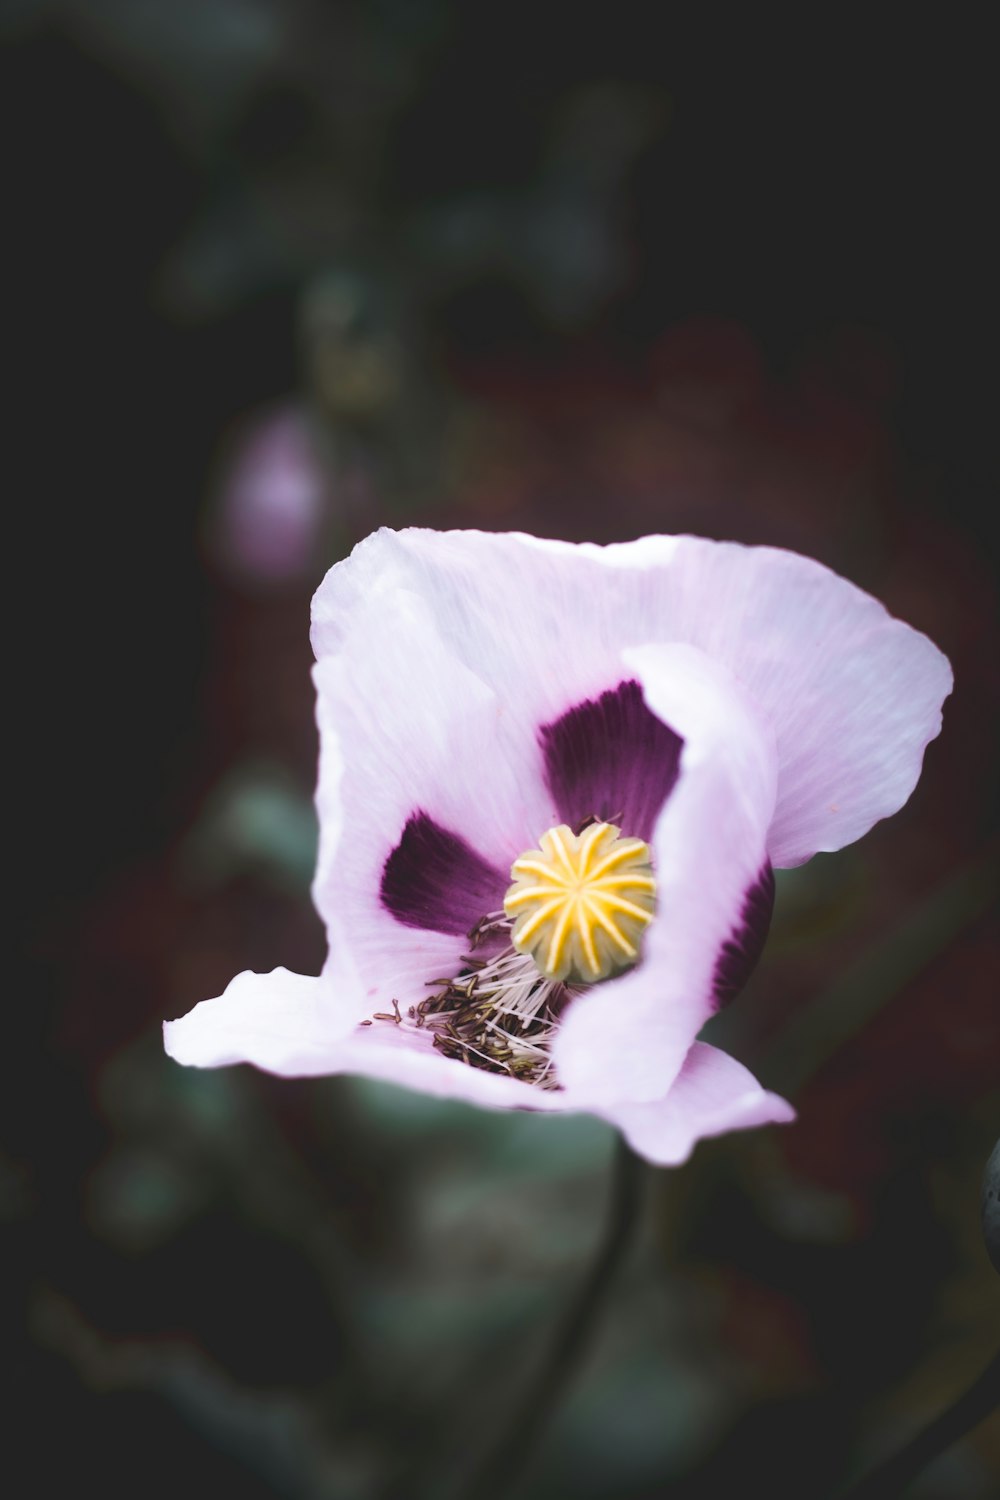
xmin=7 ymin=4 xmax=998 ymax=1496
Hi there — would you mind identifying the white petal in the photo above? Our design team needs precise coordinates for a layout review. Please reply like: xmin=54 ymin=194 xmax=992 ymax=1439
xmin=164 ymin=968 xmax=341 ymax=1075
xmin=553 ymin=643 xmax=778 ymax=1106
xmin=657 ymin=539 xmax=953 ymax=866
xmin=312 ymin=581 xmax=551 ymax=1028
xmin=164 ymin=967 xmax=568 ymax=1112
xmin=315 ymin=530 xmax=950 ymax=867
xmin=599 ymin=1041 xmax=795 ymax=1166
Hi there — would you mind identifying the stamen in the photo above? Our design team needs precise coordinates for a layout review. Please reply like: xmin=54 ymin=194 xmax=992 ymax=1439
xmin=504 ymin=822 xmax=656 ymax=983
xmin=400 ymin=915 xmax=566 ymax=1089
xmin=377 ymin=827 xmax=655 ymax=1092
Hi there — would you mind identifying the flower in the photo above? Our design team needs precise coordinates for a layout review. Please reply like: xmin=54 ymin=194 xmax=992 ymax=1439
xmin=165 ymin=529 xmax=952 ymax=1164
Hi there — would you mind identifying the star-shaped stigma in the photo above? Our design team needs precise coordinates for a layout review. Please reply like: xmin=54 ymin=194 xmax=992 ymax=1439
xmin=504 ymin=821 xmax=657 ymax=984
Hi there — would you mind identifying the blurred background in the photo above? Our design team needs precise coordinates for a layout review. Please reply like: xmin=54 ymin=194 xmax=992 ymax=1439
xmin=6 ymin=3 xmax=999 ymax=1496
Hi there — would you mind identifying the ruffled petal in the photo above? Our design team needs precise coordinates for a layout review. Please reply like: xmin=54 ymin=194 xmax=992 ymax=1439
xmin=163 ymin=972 xmax=790 ymax=1166
xmin=380 ymin=812 xmax=507 ymax=936
xmin=712 ymin=861 xmax=775 ymax=1006
xmin=312 ymin=529 xmax=679 ymax=784
xmin=317 ymin=530 xmax=950 ymax=868
xmin=322 ymin=1021 xmax=569 ymax=1112
xmin=599 ymin=1041 xmax=795 ymax=1166
xmin=311 ymin=581 xmax=552 ymax=1029
xmin=667 ymin=541 xmax=953 ymax=867
xmin=553 ymin=643 xmax=778 ymax=1106
xmin=164 ymin=968 xmax=342 ymax=1075
xmin=539 ymin=678 xmax=683 ymax=841
xmin=164 ymin=967 xmax=569 ymax=1112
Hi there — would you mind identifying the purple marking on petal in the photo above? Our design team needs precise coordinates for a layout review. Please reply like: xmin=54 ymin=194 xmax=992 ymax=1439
xmin=713 ymin=863 xmax=775 ymax=1007
xmin=381 ymin=811 xmax=508 ymax=936
xmin=540 ymin=680 xmax=684 ymax=841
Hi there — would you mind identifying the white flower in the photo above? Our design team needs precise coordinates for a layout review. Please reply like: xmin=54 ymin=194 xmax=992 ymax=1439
xmin=165 ymin=529 xmax=951 ymax=1164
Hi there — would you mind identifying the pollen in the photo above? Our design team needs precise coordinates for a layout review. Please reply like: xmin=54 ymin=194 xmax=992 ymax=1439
xmin=504 ymin=822 xmax=656 ymax=984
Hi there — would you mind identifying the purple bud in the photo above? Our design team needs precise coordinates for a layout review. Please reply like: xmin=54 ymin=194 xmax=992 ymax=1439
xmin=211 ymin=403 xmax=328 ymax=584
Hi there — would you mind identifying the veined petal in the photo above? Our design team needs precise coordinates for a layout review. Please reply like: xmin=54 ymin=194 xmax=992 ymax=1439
xmin=598 ymin=1041 xmax=795 ymax=1166
xmin=658 ymin=540 xmax=953 ymax=867
xmin=164 ymin=968 xmax=569 ymax=1112
xmin=164 ymin=968 xmax=341 ymax=1075
xmin=539 ymin=679 xmax=683 ymax=841
xmin=553 ymin=643 xmax=778 ymax=1107
xmin=323 ymin=1022 xmax=569 ymax=1111
xmin=380 ymin=812 xmax=507 ymax=936
xmin=163 ymin=973 xmax=790 ymax=1156
xmin=312 ymin=583 xmax=551 ymax=1025
xmin=713 ymin=862 xmax=776 ymax=1007
xmin=316 ymin=530 xmax=951 ymax=868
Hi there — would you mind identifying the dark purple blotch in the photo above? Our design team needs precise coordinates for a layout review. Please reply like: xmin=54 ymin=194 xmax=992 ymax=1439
xmin=381 ymin=811 xmax=507 ymax=936
xmin=712 ymin=863 xmax=775 ymax=1007
xmin=540 ymin=679 xmax=684 ymax=842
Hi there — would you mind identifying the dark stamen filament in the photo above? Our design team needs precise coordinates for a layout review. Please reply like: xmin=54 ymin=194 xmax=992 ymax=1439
xmin=405 ymin=915 xmax=568 ymax=1089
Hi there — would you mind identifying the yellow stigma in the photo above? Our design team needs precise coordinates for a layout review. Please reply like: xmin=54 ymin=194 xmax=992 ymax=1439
xmin=503 ymin=822 xmax=656 ymax=984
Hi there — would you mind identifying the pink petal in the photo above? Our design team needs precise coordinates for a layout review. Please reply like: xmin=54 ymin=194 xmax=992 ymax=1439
xmin=660 ymin=539 xmax=953 ymax=867
xmin=311 ymin=581 xmax=552 ymax=1028
xmin=538 ymin=678 xmax=683 ymax=841
xmin=553 ymin=644 xmax=778 ymax=1107
xmin=379 ymin=811 xmax=508 ymax=937
xmin=311 ymin=529 xmax=677 ymax=770
xmin=316 ymin=530 xmax=950 ymax=868
xmin=164 ymin=971 xmax=791 ymax=1165
xmin=164 ymin=967 xmax=568 ymax=1112
xmin=164 ymin=968 xmax=343 ymax=1075
xmin=323 ymin=1020 xmax=568 ymax=1111
xmin=600 ymin=1041 xmax=795 ymax=1166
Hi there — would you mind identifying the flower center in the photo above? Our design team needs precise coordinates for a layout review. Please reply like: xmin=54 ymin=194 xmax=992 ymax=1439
xmin=410 ymin=926 xmax=566 ymax=1090
xmin=376 ymin=823 xmax=656 ymax=1093
xmin=504 ymin=821 xmax=656 ymax=983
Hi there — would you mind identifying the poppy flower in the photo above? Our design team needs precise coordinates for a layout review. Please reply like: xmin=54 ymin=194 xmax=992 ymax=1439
xmin=165 ymin=530 xmax=951 ymax=1164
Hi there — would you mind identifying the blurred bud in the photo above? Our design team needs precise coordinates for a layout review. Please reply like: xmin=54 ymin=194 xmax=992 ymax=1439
xmin=209 ymin=402 xmax=329 ymax=584
xmin=983 ymin=1138 xmax=1000 ymax=1275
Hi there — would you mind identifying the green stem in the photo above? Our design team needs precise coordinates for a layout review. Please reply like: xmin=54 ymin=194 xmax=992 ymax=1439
xmin=838 ymin=1347 xmax=1000 ymax=1499
xmin=456 ymin=1133 xmax=649 ymax=1500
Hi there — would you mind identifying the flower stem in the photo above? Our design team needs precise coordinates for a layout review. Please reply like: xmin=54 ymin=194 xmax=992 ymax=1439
xmin=457 ymin=1132 xmax=649 ymax=1500
xmin=837 ymin=1347 xmax=1000 ymax=1499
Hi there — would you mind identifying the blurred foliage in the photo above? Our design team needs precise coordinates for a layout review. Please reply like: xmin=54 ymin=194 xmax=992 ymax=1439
xmin=7 ymin=1 xmax=999 ymax=1497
